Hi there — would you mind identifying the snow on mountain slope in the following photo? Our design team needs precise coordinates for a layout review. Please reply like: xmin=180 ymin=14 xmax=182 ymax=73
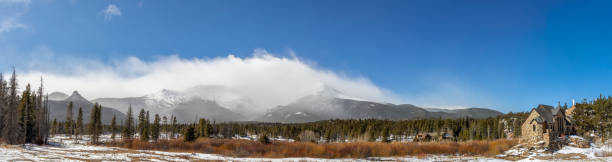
xmin=92 ymin=85 xmax=258 ymax=121
xmin=144 ymin=89 xmax=188 ymax=108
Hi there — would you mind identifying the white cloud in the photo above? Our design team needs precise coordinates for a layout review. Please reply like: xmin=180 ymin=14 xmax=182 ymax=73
xmin=0 ymin=0 xmax=29 ymax=34
xmin=101 ymin=4 xmax=121 ymax=20
xmin=16 ymin=49 xmax=399 ymax=111
xmin=0 ymin=17 xmax=26 ymax=33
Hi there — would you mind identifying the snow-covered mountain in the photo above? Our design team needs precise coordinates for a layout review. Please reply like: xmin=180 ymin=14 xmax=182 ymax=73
xmin=92 ymin=85 xmax=255 ymax=122
xmin=89 ymin=85 xmax=502 ymax=123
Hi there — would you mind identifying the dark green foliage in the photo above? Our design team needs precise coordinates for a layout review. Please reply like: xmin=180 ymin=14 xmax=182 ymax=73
xmin=151 ymin=114 xmax=161 ymax=141
xmin=122 ymin=106 xmax=134 ymax=139
xmin=162 ymin=115 xmax=167 ymax=137
xmin=209 ymin=113 xmax=527 ymax=143
xmin=88 ymin=103 xmax=103 ymax=144
xmin=51 ymin=119 xmax=58 ymax=136
xmin=18 ymin=84 xmax=36 ymax=143
xmin=182 ymin=125 xmax=196 ymax=142
xmin=196 ymin=118 xmax=212 ymax=138
xmin=110 ymin=115 xmax=116 ymax=140
xmin=171 ymin=116 xmax=177 ymax=139
xmin=75 ymin=107 xmax=83 ymax=138
xmin=2 ymin=70 xmax=22 ymax=144
xmin=141 ymin=125 xmax=150 ymax=141
xmin=140 ymin=111 xmax=150 ymax=141
xmin=138 ymin=108 xmax=146 ymax=138
xmin=573 ymin=96 xmax=612 ymax=138
xmin=382 ymin=127 xmax=391 ymax=143
xmin=0 ymin=70 xmax=50 ymax=145
xmin=65 ymin=101 xmax=73 ymax=137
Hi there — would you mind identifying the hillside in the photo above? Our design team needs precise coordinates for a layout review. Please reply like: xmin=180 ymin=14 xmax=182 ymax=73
xmin=48 ymin=91 xmax=126 ymax=124
xmin=256 ymin=94 xmax=503 ymax=123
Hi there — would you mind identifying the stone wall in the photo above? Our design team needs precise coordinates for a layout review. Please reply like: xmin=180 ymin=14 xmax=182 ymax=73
xmin=522 ymin=111 xmax=545 ymax=143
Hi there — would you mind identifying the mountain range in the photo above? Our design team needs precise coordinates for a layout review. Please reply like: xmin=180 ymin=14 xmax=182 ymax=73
xmin=255 ymin=89 xmax=503 ymax=123
xmin=47 ymin=86 xmax=503 ymax=123
xmin=47 ymin=91 xmax=126 ymax=124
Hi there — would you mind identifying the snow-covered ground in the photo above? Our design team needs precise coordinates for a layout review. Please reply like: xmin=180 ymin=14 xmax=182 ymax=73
xmin=497 ymin=136 xmax=612 ymax=161
xmin=1 ymin=134 xmax=610 ymax=161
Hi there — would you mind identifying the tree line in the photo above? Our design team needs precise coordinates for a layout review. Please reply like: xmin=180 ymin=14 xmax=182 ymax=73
xmin=50 ymin=105 xmax=181 ymax=143
xmin=202 ymin=113 xmax=527 ymax=143
xmin=573 ymin=95 xmax=612 ymax=139
xmin=164 ymin=112 xmax=527 ymax=143
xmin=0 ymin=69 xmax=50 ymax=145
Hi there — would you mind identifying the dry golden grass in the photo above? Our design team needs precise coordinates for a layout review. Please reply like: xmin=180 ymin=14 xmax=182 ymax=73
xmin=596 ymin=151 xmax=612 ymax=157
xmin=106 ymin=138 xmax=517 ymax=158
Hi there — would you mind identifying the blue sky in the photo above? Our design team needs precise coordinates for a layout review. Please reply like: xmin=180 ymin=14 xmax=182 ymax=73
xmin=1 ymin=0 xmax=612 ymax=112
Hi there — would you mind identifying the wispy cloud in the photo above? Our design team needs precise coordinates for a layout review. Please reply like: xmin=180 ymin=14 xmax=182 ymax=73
xmin=0 ymin=17 xmax=26 ymax=33
xmin=0 ymin=0 xmax=30 ymax=34
xmin=101 ymin=4 xmax=121 ymax=20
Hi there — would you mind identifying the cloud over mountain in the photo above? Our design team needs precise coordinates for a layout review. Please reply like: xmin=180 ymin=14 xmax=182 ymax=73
xmin=18 ymin=49 xmax=399 ymax=112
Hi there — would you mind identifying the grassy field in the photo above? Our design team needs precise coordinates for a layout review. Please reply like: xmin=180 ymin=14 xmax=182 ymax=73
xmin=106 ymin=138 xmax=518 ymax=158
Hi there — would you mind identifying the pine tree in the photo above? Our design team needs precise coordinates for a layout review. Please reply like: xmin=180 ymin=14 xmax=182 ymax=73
xmin=137 ymin=108 xmax=146 ymax=137
xmin=152 ymin=114 xmax=161 ymax=141
xmin=196 ymin=118 xmax=208 ymax=138
xmin=111 ymin=114 xmax=116 ymax=140
xmin=140 ymin=110 xmax=150 ymax=141
xmin=141 ymin=126 xmax=150 ymax=141
xmin=34 ymin=78 xmax=49 ymax=145
xmin=88 ymin=103 xmax=102 ymax=144
xmin=17 ymin=84 xmax=34 ymax=143
xmin=382 ymin=127 xmax=391 ymax=143
xmin=51 ymin=119 xmax=57 ymax=136
xmin=122 ymin=105 xmax=134 ymax=139
xmin=65 ymin=101 xmax=73 ymax=138
xmin=162 ymin=115 xmax=167 ymax=138
xmin=182 ymin=125 xmax=196 ymax=142
xmin=146 ymin=111 xmax=150 ymax=139
xmin=171 ymin=116 xmax=177 ymax=139
xmin=2 ymin=69 xmax=20 ymax=144
xmin=75 ymin=107 xmax=83 ymax=139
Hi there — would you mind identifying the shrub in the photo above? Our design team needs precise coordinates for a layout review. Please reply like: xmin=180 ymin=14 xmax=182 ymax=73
xmin=182 ymin=126 xmax=196 ymax=142
xmin=298 ymin=130 xmax=317 ymax=143
xmin=258 ymin=134 xmax=270 ymax=144
xmin=106 ymin=138 xmax=517 ymax=158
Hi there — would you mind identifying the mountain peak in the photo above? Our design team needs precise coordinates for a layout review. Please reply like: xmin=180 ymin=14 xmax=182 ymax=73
xmin=64 ymin=90 xmax=90 ymax=103
xmin=313 ymin=85 xmax=366 ymax=101
xmin=316 ymin=86 xmax=342 ymax=97
xmin=145 ymin=89 xmax=187 ymax=106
